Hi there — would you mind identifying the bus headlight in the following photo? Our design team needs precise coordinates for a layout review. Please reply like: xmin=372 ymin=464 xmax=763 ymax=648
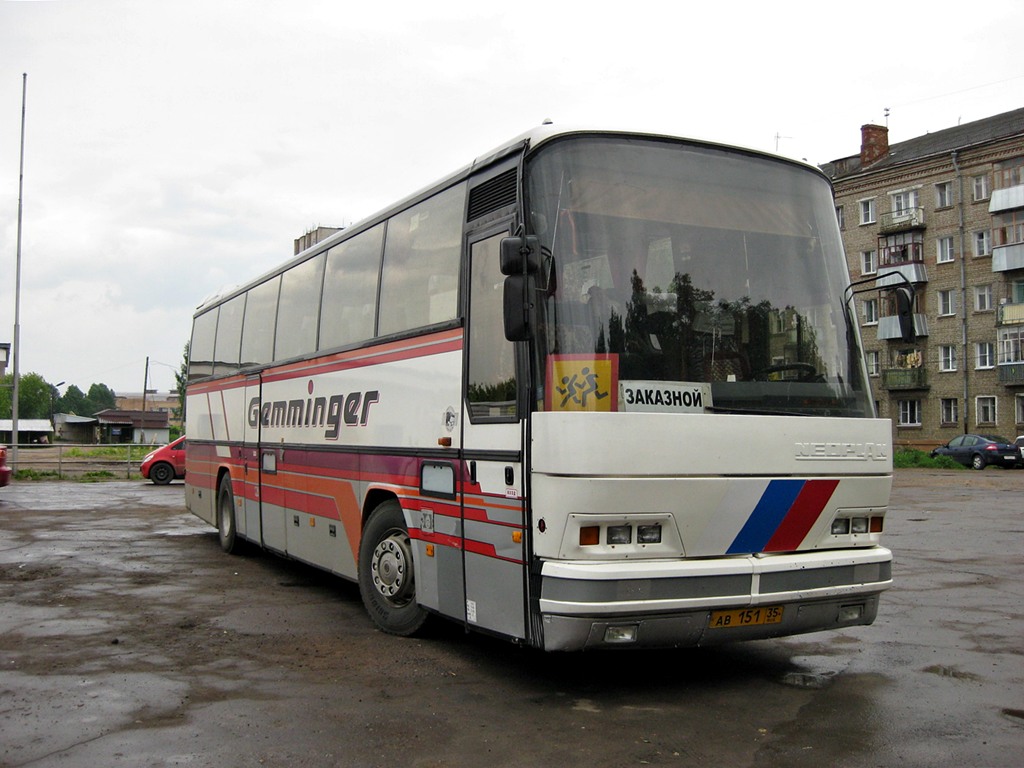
xmin=607 ymin=525 xmax=632 ymax=545
xmin=637 ymin=524 xmax=662 ymax=544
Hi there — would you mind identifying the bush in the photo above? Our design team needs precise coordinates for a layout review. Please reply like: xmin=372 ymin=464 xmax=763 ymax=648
xmin=893 ymin=448 xmax=963 ymax=469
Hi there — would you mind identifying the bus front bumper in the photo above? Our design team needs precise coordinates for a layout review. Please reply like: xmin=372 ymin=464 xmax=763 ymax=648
xmin=537 ymin=547 xmax=892 ymax=651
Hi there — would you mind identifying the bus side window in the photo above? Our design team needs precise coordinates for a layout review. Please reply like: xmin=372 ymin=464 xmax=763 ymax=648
xmin=319 ymin=224 xmax=384 ymax=350
xmin=378 ymin=183 xmax=466 ymax=336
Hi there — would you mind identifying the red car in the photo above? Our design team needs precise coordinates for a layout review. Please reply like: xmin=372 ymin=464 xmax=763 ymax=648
xmin=0 ymin=445 xmax=11 ymax=487
xmin=140 ymin=436 xmax=186 ymax=485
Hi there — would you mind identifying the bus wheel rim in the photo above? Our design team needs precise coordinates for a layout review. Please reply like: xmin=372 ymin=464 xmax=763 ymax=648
xmin=371 ymin=531 xmax=413 ymax=605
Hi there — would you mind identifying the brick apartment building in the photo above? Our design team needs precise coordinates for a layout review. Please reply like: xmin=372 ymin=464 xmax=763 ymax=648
xmin=823 ymin=107 xmax=1024 ymax=448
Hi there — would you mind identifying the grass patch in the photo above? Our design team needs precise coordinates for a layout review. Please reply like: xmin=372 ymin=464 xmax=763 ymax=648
xmin=65 ymin=446 xmax=142 ymax=460
xmin=13 ymin=468 xmax=60 ymax=481
xmin=78 ymin=470 xmax=117 ymax=482
xmin=893 ymin=448 xmax=964 ymax=469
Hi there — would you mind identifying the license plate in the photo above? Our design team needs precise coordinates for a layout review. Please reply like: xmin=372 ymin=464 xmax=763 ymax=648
xmin=709 ymin=605 xmax=784 ymax=629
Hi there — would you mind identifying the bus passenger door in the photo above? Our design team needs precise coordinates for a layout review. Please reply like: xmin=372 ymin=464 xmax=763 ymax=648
xmin=460 ymin=231 xmax=528 ymax=641
xmin=240 ymin=375 xmax=264 ymax=545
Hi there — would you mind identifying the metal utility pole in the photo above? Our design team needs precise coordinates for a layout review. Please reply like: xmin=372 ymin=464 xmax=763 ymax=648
xmin=142 ymin=357 xmax=149 ymax=412
xmin=12 ymin=73 xmax=27 ymax=465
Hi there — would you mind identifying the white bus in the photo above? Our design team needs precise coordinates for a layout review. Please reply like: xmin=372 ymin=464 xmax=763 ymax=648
xmin=185 ymin=125 xmax=897 ymax=650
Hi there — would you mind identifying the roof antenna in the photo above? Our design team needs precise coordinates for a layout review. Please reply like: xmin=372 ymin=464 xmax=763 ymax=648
xmin=884 ymin=107 xmax=890 ymax=127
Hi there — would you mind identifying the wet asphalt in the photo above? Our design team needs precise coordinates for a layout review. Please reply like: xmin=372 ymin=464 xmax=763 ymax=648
xmin=0 ymin=470 xmax=1022 ymax=767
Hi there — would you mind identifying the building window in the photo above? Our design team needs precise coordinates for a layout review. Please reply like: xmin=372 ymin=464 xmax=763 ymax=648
xmin=890 ymin=189 xmax=920 ymax=216
xmin=939 ymin=345 xmax=957 ymax=372
xmin=995 ymin=157 xmax=1024 ymax=189
xmin=974 ymin=284 xmax=993 ymax=312
xmin=972 ymin=174 xmax=990 ymax=201
xmin=993 ymin=211 xmax=1024 ymax=247
xmin=835 ymin=205 xmax=845 ymax=230
xmin=976 ymin=396 xmax=997 ymax=426
xmin=861 ymin=250 xmax=877 ymax=275
xmin=935 ymin=181 xmax=954 ymax=208
xmin=1016 ymin=395 xmax=1024 ymax=426
xmin=973 ymin=230 xmax=992 ymax=257
xmin=976 ymin=342 xmax=995 ymax=369
xmin=898 ymin=399 xmax=921 ymax=427
xmin=863 ymin=298 xmax=878 ymax=325
xmin=998 ymin=327 xmax=1024 ymax=364
xmin=859 ymin=198 xmax=876 ymax=225
xmin=937 ymin=236 xmax=955 ymax=264
xmin=866 ymin=350 xmax=880 ymax=376
xmin=1013 ymin=280 xmax=1024 ymax=305
xmin=940 ymin=398 xmax=959 ymax=426
xmin=938 ymin=289 xmax=956 ymax=316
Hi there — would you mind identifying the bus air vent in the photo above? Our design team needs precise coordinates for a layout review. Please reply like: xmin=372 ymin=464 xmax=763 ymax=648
xmin=468 ymin=168 xmax=517 ymax=222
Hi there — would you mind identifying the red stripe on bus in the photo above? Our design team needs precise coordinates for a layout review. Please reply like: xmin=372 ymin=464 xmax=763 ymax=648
xmin=763 ymin=479 xmax=840 ymax=552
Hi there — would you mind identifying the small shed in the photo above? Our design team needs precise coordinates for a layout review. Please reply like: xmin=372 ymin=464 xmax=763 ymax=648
xmin=93 ymin=409 xmax=170 ymax=444
xmin=53 ymin=413 xmax=99 ymax=443
xmin=0 ymin=419 xmax=54 ymax=445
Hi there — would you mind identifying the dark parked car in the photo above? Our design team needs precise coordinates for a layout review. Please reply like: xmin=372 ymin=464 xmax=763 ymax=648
xmin=140 ymin=436 xmax=186 ymax=485
xmin=931 ymin=434 xmax=1020 ymax=470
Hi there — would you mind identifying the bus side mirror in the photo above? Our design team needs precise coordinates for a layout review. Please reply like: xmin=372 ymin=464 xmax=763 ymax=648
xmin=500 ymin=235 xmax=542 ymax=275
xmin=895 ymin=286 xmax=916 ymax=343
xmin=501 ymin=236 xmax=541 ymax=341
xmin=503 ymin=274 xmax=536 ymax=342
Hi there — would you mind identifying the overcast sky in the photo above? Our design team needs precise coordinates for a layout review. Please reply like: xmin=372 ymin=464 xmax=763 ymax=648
xmin=2 ymin=0 xmax=1022 ymax=395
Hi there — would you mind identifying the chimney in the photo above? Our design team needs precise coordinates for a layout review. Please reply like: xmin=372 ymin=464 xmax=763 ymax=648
xmin=860 ymin=124 xmax=889 ymax=166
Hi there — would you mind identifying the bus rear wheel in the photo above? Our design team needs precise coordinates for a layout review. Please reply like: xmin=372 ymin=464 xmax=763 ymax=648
xmin=217 ymin=475 xmax=241 ymax=554
xmin=358 ymin=500 xmax=428 ymax=636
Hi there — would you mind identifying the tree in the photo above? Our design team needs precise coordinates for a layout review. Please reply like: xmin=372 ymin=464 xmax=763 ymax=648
xmin=57 ymin=384 xmax=89 ymax=415
xmin=85 ymin=383 xmax=117 ymax=414
xmin=175 ymin=341 xmax=189 ymax=423
xmin=0 ymin=372 xmax=56 ymax=419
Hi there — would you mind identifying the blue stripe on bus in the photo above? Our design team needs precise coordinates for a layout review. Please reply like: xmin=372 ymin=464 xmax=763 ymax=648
xmin=726 ymin=479 xmax=805 ymax=554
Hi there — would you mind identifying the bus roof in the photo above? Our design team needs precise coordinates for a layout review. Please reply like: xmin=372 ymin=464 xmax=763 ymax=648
xmin=195 ymin=123 xmax=825 ymax=314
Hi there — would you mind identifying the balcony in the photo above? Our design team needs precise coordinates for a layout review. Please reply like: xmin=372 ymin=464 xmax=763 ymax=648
xmin=998 ymin=362 xmax=1024 ymax=386
xmin=877 ymin=313 xmax=929 ymax=341
xmin=989 ymin=185 xmax=1024 ymax=214
xmin=992 ymin=242 xmax=1024 ymax=273
xmin=882 ymin=367 xmax=929 ymax=390
xmin=879 ymin=207 xmax=925 ymax=234
xmin=998 ymin=302 xmax=1024 ymax=325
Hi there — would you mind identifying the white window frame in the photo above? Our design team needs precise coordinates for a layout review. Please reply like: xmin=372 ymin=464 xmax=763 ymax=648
xmin=890 ymin=188 xmax=920 ymax=217
xmin=974 ymin=230 xmax=992 ymax=257
xmin=940 ymin=398 xmax=959 ymax=426
xmin=974 ymin=284 xmax=993 ymax=312
xmin=860 ymin=250 xmax=877 ymax=275
xmin=835 ymin=206 xmax=844 ymax=230
xmin=976 ymin=342 xmax=995 ymax=369
xmin=973 ymin=174 xmax=990 ymax=201
xmin=936 ymin=236 xmax=954 ymax=264
xmin=998 ymin=327 xmax=1023 ymax=364
xmin=1016 ymin=394 xmax=1024 ymax=426
xmin=975 ymin=396 xmax=997 ymax=426
xmin=935 ymin=181 xmax=953 ymax=208
xmin=862 ymin=298 xmax=879 ymax=325
xmin=898 ymin=399 xmax=921 ymax=427
xmin=859 ymin=198 xmax=876 ymax=225
xmin=866 ymin=350 xmax=880 ymax=377
xmin=938 ymin=289 xmax=956 ymax=317
xmin=939 ymin=345 xmax=957 ymax=372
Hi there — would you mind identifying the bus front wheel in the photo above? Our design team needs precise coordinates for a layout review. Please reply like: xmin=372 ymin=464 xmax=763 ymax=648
xmin=358 ymin=500 xmax=428 ymax=636
xmin=217 ymin=475 xmax=241 ymax=554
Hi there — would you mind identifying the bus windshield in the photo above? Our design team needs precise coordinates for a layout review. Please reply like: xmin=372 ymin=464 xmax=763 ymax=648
xmin=525 ymin=136 xmax=872 ymax=418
